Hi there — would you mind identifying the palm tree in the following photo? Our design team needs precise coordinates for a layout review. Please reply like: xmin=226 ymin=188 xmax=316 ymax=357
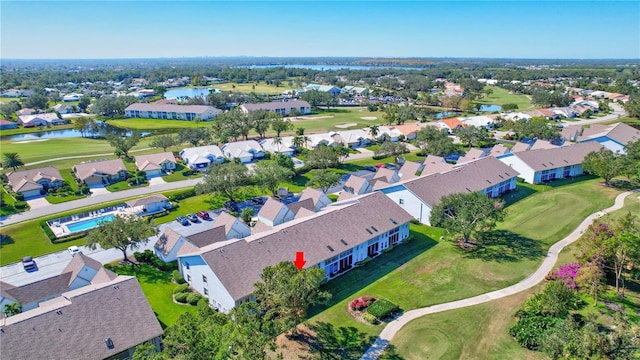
xmin=292 ymin=136 xmax=304 ymax=149
xmin=273 ymin=136 xmax=282 ymax=154
xmin=2 ymin=302 xmax=22 ymax=317
xmin=3 ymin=152 xmax=24 ymax=171
xmin=302 ymin=136 xmax=310 ymax=149
xmin=296 ymin=127 xmax=305 ymax=136
xmin=369 ymin=125 xmax=380 ymax=142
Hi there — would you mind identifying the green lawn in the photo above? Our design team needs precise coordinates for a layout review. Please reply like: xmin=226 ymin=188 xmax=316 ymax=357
xmin=475 ymin=87 xmax=534 ymax=110
xmin=105 ymin=180 xmax=149 ymax=192
xmin=307 ymin=177 xmax=620 ymax=350
xmin=216 ymin=81 xmax=294 ymax=95
xmin=107 ymin=118 xmax=204 ymax=131
xmin=603 ymin=116 xmax=640 ymax=128
xmin=108 ymin=263 xmax=197 ymax=328
xmin=162 ymin=163 xmax=203 ymax=182
xmin=390 ymin=191 xmax=640 ymax=360
xmin=0 ymin=187 xmax=27 ymax=216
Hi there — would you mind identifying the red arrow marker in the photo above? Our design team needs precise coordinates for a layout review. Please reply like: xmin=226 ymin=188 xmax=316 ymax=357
xmin=293 ymin=251 xmax=306 ymax=271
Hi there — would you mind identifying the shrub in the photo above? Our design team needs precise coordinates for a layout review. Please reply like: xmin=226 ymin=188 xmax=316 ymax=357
xmin=362 ymin=312 xmax=378 ymax=324
xmin=172 ymin=270 xmax=185 ymax=284
xmin=409 ymin=218 xmax=420 ymax=225
xmin=509 ymin=315 xmax=560 ymax=350
xmin=349 ymin=295 xmax=376 ymax=311
xmin=554 ymin=263 xmax=581 ymax=290
xmin=167 ymin=188 xmax=196 ymax=201
xmin=382 ymin=245 xmax=395 ymax=253
xmin=367 ymin=299 xmax=399 ymax=320
xmin=134 ymin=250 xmax=154 ymax=264
xmin=14 ymin=201 xmax=27 ymax=209
xmin=187 ymin=293 xmax=201 ymax=305
xmin=14 ymin=193 xmax=24 ymax=201
xmin=174 ymin=292 xmax=189 ymax=303
xmin=173 ymin=284 xmax=189 ymax=295
xmin=355 ymin=257 xmax=372 ymax=267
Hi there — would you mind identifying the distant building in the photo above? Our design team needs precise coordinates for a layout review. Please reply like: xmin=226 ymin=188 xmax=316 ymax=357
xmin=124 ymin=103 xmax=222 ymax=121
xmin=240 ymin=100 xmax=311 ymax=116
xmin=0 ymin=119 xmax=18 ymax=129
xmin=18 ymin=113 xmax=65 ymax=127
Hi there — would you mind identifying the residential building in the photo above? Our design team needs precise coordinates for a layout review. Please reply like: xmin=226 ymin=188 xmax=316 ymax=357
xmin=378 ymin=156 xmax=519 ymax=225
xmin=124 ymin=103 xmax=222 ymax=121
xmin=376 ymin=126 xmax=403 ymax=142
xmin=180 ymin=145 xmax=226 ymax=170
xmin=125 ymin=195 xmax=171 ymax=216
xmin=0 ymin=275 xmax=163 ymax=360
xmin=0 ymin=119 xmax=18 ymax=129
xmin=343 ymin=175 xmax=373 ymax=195
xmin=256 ymin=197 xmax=296 ymax=227
xmin=342 ymin=86 xmax=369 ymax=95
xmin=62 ymin=93 xmax=81 ymax=102
xmin=298 ymin=187 xmax=332 ymax=212
xmin=154 ymin=212 xmax=251 ymax=262
xmin=437 ymin=118 xmax=465 ymax=134
xmin=421 ymin=155 xmax=454 ymax=176
xmin=497 ymin=142 xmax=603 ymax=184
xmin=73 ymin=159 xmax=128 ymax=186
xmin=134 ymin=152 xmax=177 ymax=177
xmin=334 ymin=129 xmax=371 ymax=148
xmin=304 ymin=84 xmax=342 ymax=97
xmin=222 ymin=140 xmax=265 ymax=163
xmin=578 ymin=123 xmax=640 ymax=154
xmin=176 ymin=192 xmax=413 ymax=313
xmin=6 ymin=166 xmax=64 ymax=198
xmin=53 ymin=104 xmax=74 ymax=114
xmin=18 ymin=113 xmax=65 ymax=127
xmin=240 ymin=100 xmax=311 ymax=116
xmin=457 ymin=148 xmax=487 ymax=164
xmin=259 ymin=137 xmax=296 ymax=156
xmin=388 ymin=124 xmax=421 ymax=140
xmin=459 ymin=115 xmax=494 ymax=129
xmin=398 ymin=161 xmax=424 ymax=181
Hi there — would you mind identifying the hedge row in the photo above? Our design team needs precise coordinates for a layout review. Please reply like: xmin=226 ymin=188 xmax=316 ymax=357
xmin=367 ymin=299 xmax=399 ymax=320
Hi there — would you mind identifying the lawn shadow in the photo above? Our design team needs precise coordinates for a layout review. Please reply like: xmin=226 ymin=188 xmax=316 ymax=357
xmin=609 ymin=178 xmax=640 ymax=191
xmin=0 ymin=235 xmax=15 ymax=248
xmin=464 ymin=230 xmax=545 ymax=262
xmin=309 ymin=230 xmax=438 ymax=317
xmin=543 ymin=174 xmax=597 ymax=188
xmin=502 ymin=184 xmax=538 ymax=207
xmin=301 ymin=322 xmax=377 ymax=359
xmin=111 ymin=263 xmax=171 ymax=284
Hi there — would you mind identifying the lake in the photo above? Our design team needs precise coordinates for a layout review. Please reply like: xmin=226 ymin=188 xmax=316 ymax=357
xmin=479 ymin=104 xmax=502 ymax=112
xmin=238 ymin=64 xmax=424 ymax=71
xmin=164 ymin=87 xmax=220 ymax=99
xmin=1 ymin=122 xmax=148 ymax=141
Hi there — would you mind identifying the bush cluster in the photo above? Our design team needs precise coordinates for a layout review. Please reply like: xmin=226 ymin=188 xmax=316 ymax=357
xmin=173 ymin=283 xmax=189 ymax=295
xmin=166 ymin=188 xmax=196 ymax=201
xmin=172 ymin=270 xmax=186 ymax=284
xmin=349 ymin=295 xmax=376 ymax=311
xmin=367 ymin=299 xmax=399 ymax=320
xmin=133 ymin=250 xmax=177 ymax=271
xmin=174 ymin=292 xmax=189 ymax=303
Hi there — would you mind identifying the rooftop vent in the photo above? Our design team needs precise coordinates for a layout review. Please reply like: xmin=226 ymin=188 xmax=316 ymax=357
xmin=499 ymin=174 xmax=504 ymax=179
xmin=389 ymin=218 xmax=397 ymax=225
xmin=340 ymin=239 xmax=348 ymax=246
xmin=113 ymin=285 xmax=119 ymax=290
xmin=365 ymin=228 xmax=373 ymax=234
xmin=371 ymin=226 xmax=378 ymax=232
xmin=56 ymin=310 xmax=62 ymax=315
xmin=486 ymin=180 xmax=492 ymax=184
xmin=105 ymin=338 xmax=114 ymax=350
xmin=465 ymin=187 xmax=472 ymax=192
xmin=327 ymin=245 xmax=335 ymax=252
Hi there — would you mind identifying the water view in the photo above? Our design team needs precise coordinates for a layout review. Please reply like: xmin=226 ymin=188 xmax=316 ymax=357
xmin=164 ymin=87 xmax=220 ymax=99
xmin=1 ymin=122 xmax=148 ymax=141
xmin=479 ymin=104 xmax=502 ymax=112
xmin=239 ymin=64 xmax=425 ymax=71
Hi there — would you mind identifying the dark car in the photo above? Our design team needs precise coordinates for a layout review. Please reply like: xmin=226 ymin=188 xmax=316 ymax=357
xmin=224 ymin=200 xmax=239 ymax=212
xmin=186 ymin=213 xmax=198 ymax=223
xmin=363 ymin=165 xmax=377 ymax=172
xmin=22 ymin=256 xmax=37 ymax=272
xmin=196 ymin=211 xmax=211 ymax=220
xmin=250 ymin=197 xmax=265 ymax=205
xmin=176 ymin=216 xmax=189 ymax=226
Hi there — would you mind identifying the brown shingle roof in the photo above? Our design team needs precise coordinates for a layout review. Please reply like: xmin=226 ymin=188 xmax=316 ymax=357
xmin=581 ymin=123 xmax=640 ymax=146
xmin=134 ymin=152 xmax=176 ymax=171
xmin=0 ymin=276 xmax=163 ymax=360
xmin=373 ymin=168 xmax=397 ymax=183
xmin=125 ymin=194 xmax=169 ymax=208
xmin=241 ymin=100 xmax=310 ymax=112
xmin=74 ymin=159 xmax=127 ymax=181
xmin=62 ymin=253 xmax=106 ymax=284
xmin=0 ymin=273 xmax=72 ymax=304
xmin=403 ymin=157 xmax=519 ymax=207
xmin=421 ymin=155 xmax=454 ymax=176
xmin=457 ymin=148 xmax=486 ymax=164
xmin=286 ymin=198 xmax=315 ymax=214
xmin=398 ymin=161 xmax=423 ymax=180
xmin=257 ymin=198 xmax=288 ymax=222
xmin=154 ymin=227 xmax=183 ymax=256
xmin=511 ymin=142 xmax=532 ymax=153
xmin=197 ymin=192 xmax=413 ymax=301
xmin=514 ymin=142 xmax=603 ymax=172
xmin=6 ymin=166 xmax=63 ymax=192
xmin=343 ymin=175 xmax=369 ymax=193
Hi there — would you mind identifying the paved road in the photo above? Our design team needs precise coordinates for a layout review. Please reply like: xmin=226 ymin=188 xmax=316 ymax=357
xmin=0 ymin=177 xmax=202 ymax=226
xmin=561 ymin=103 xmax=627 ymax=126
xmin=360 ymin=189 xmax=638 ymax=359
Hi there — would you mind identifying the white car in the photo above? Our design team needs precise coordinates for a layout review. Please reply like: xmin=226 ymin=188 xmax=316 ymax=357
xmin=68 ymin=246 xmax=82 ymax=256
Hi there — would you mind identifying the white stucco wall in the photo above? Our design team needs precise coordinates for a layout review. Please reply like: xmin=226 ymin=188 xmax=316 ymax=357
xmin=498 ymin=154 xmax=536 ymax=184
xmin=379 ymin=185 xmax=432 ymax=225
xmin=180 ymin=255 xmax=236 ymax=313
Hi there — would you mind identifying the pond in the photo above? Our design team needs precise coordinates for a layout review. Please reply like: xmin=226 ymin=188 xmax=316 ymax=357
xmin=479 ymin=104 xmax=502 ymax=112
xmin=434 ymin=111 xmax=455 ymax=119
xmin=1 ymin=122 xmax=148 ymax=141
xmin=164 ymin=87 xmax=221 ymax=100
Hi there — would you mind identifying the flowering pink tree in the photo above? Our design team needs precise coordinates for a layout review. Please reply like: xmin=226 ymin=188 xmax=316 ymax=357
xmin=555 ymin=263 xmax=582 ymax=290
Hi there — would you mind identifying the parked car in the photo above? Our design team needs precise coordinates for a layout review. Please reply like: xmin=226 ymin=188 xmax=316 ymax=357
xmin=224 ymin=200 xmax=239 ymax=212
xmin=176 ymin=216 xmax=189 ymax=226
xmin=250 ymin=197 xmax=265 ymax=205
xmin=363 ymin=165 xmax=377 ymax=172
xmin=186 ymin=213 xmax=198 ymax=223
xmin=375 ymin=163 xmax=387 ymax=168
xmin=196 ymin=211 xmax=211 ymax=220
xmin=22 ymin=256 xmax=37 ymax=272
xmin=385 ymin=163 xmax=396 ymax=169
xmin=68 ymin=246 xmax=82 ymax=256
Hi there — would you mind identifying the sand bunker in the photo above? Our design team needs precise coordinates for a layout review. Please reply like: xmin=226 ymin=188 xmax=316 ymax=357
xmin=335 ymin=123 xmax=358 ymax=128
xmin=360 ymin=116 xmax=377 ymax=120
xmin=13 ymin=139 xmax=50 ymax=144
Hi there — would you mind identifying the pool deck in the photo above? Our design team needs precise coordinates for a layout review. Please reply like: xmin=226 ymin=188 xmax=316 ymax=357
xmin=49 ymin=210 xmax=122 ymax=237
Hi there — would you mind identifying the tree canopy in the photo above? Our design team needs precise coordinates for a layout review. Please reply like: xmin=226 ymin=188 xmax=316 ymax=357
xmin=582 ymin=148 xmax=621 ymax=186
xmin=252 ymin=161 xmax=294 ymax=197
xmin=149 ymin=134 xmax=177 ymax=152
xmin=85 ymin=215 xmax=157 ymax=262
xmin=415 ymin=127 xmax=457 ymax=157
xmin=308 ymin=169 xmax=341 ymax=193
xmin=430 ymin=191 xmax=506 ymax=245
xmin=195 ymin=162 xmax=250 ymax=202
xmin=2 ymin=152 xmax=24 ymax=171
xmin=106 ymin=131 xmax=141 ymax=158
xmin=178 ymin=127 xmax=211 ymax=147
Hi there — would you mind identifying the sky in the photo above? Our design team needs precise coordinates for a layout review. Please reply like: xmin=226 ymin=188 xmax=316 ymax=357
xmin=1 ymin=1 xmax=639 ymax=59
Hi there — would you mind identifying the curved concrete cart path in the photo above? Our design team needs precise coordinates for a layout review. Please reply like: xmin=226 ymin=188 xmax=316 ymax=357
xmin=361 ymin=189 xmax=638 ymax=359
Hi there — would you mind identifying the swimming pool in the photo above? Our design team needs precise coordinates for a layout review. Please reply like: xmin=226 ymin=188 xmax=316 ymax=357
xmin=66 ymin=214 xmax=116 ymax=232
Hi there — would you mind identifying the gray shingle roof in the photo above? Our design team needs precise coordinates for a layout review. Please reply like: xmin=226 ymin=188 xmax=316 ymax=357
xmin=154 ymin=227 xmax=183 ymax=256
xmin=403 ymin=156 xmax=519 ymax=207
xmin=514 ymin=142 xmax=603 ymax=172
xmin=196 ymin=192 xmax=413 ymax=301
xmin=0 ymin=276 xmax=163 ymax=360
xmin=257 ymin=198 xmax=287 ymax=222
xmin=6 ymin=166 xmax=63 ymax=192
xmin=74 ymin=159 xmax=127 ymax=181
xmin=241 ymin=100 xmax=310 ymax=112
xmin=134 ymin=152 xmax=177 ymax=171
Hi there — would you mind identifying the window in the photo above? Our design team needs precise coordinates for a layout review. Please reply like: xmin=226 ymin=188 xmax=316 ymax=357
xmin=204 ymin=288 xmax=209 ymax=296
xmin=187 ymin=274 xmax=191 ymax=282
xmin=399 ymin=199 xmax=404 ymax=205
xmin=184 ymin=262 xmax=190 ymax=270
xmin=202 ymin=275 xmax=208 ymax=284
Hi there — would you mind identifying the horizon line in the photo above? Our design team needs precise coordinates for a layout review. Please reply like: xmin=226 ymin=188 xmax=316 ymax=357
xmin=2 ymin=56 xmax=639 ymax=61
